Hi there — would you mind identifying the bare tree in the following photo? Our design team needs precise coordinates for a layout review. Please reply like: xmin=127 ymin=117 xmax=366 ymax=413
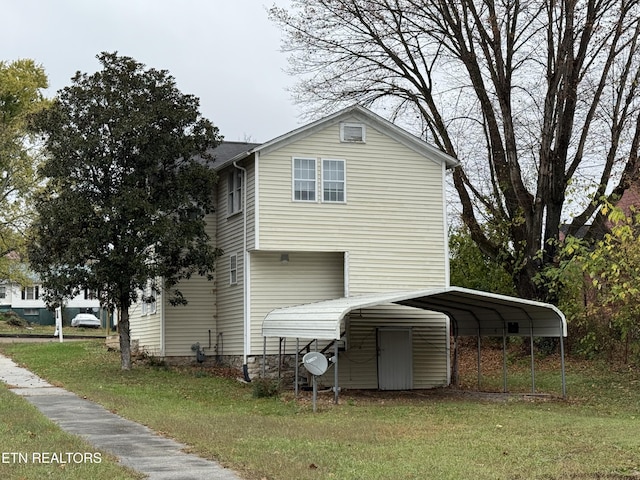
xmin=270 ymin=0 xmax=640 ymax=300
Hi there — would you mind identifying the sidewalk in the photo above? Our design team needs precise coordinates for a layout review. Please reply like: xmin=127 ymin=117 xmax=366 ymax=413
xmin=0 ymin=354 xmax=243 ymax=480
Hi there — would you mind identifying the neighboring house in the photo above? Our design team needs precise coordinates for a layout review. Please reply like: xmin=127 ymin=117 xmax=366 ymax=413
xmin=129 ymin=105 xmax=567 ymax=392
xmin=0 ymin=281 xmax=105 ymax=326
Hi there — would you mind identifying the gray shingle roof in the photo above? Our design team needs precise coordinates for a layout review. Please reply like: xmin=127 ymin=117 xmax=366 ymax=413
xmin=210 ymin=141 xmax=261 ymax=171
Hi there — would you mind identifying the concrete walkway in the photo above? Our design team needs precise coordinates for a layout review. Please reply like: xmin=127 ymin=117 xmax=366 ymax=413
xmin=0 ymin=354 xmax=243 ymax=480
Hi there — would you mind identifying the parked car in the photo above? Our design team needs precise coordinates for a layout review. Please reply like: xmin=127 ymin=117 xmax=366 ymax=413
xmin=71 ymin=313 xmax=101 ymax=328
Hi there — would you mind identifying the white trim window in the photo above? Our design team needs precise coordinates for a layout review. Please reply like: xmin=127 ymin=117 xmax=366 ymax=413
xmin=141 ymin=280 xmax=157 ymax=315
xmin=228 ymin=169 xmax=243 ymax=215
xmin=293 ymin=157 xmax=317 ymax=201
xmin=340 ymin=122 xmax=366 ymax=143
xmin=230 ymin=254 xmax=238 ymax=285
xmin=0 ymin=286 xmax=5 ymax=299
xmin=22 ymin=286 xmax=40 ymax=300
xmin=322 ymin=159 xmax=346 ymax=203
xmin=147 ymin=284 xmax=157 ymax=315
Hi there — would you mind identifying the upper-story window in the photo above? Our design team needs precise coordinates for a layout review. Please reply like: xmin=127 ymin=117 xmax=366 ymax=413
xmin=293 ymin=157 xmax=317 ymax=202
xmin=228 ymin=169 xmax=243 ymax=215
xmin=322 ymin=159 xmax=346 ymax=202
xmin=340 ymin=122 xmax=366 ymax=143
xmin=0 ymin=286 xmax=5 ymax=299
xmin=22 ymin=286 xmax=39 ymax=300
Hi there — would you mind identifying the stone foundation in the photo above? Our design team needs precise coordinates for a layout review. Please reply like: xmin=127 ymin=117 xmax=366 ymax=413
xmin=169 ymin=353 xmax=308 ymax=387
xmin=118 ymin=347 xmax=308 ymax=387
xmin=223 ymin=354 xmax=303 ymax=384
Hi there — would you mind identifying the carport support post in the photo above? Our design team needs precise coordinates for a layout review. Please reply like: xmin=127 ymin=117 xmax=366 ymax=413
xmin=560 ymin=333 xmax=567 ymax=398
xmin=530 ymin=321 xmax=536 ymax=394
xmin=502 ymin=327 xmax=508 ymax=393
xmin=262 ymin=337 xmax=266 ymax=378
xmin=477 ymin=332 xmax=482 ymax=390
xmin=295 ymin=338 xmax=300 ymax=398
xmin=334 ymin=340 xmax=339 ymax=405
xmin=278 ymin=337 xmax=282 ymax=381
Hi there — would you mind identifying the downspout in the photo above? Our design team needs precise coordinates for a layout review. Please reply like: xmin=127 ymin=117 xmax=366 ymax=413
xmin=233 ymin=160 xmax=251 ymax=382
xmin=442 ymin=161 xmax=452 ymax=384
xmin=442 ymin=162 xmax=450 ymax=288
xmin=160 ymin=285 xmax=165 ymax=357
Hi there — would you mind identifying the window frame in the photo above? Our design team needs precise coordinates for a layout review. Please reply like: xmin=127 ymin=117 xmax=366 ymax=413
xmin=229 ymin=254 xmax=238 ymax=285
xmin=292 ymin=157 xmax=317 ymax=202
xmin=140 ymin=280 xmax=157 ymax=316
xmin=340 ymin=122 xmax=366 ymax=143
xmin=322 ymin=158 xmax=346 ymax=203
xmin=22 ymin=286 xmax=39 ymax=301
xmin=147 ymin=281 xmax=157 ymax=315
xmin=227 ymin=169 xmax=243 ymax=215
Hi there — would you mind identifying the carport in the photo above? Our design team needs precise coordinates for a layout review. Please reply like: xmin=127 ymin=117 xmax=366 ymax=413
xmin=262 ymin=286 xmax=567 ymax=401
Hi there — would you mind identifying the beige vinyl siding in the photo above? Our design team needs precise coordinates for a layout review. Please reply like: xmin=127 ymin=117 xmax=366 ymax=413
xmin=163 ymin=274 xmax=216 ymax=357
xmin=129 ymin=292 xmax=162 ymax=357
xmin=155 ymin=213 xmax=218 ymax=358
xmin=250 ymin=251 xmax=344 ymax=355
xmin=318 ymin=306 xmax=448 ymax=389
xmin=257 ymin=120 xmax=447 ymax=293
xmin=245 ymin=161 xmax=256 ymax=251
xmin=213 ymin=163 xmax=252 ymax=355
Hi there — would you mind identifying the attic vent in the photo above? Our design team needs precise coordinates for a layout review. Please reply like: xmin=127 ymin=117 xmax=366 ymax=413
xmin=340 ymin=122 xmax=365 ymax=143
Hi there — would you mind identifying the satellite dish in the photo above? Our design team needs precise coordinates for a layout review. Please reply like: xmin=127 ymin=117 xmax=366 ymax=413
xmin=302 ymin=352 xmax=329 ymax=376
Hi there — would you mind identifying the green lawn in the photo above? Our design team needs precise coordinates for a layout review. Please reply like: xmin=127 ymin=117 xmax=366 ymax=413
xmin=1 ymin=340 xmax=639 ymax=480
xmin=0 ymin=381 xmax=143 ymax=480
xmin=0 ymin=318 xmax=107 ymax=337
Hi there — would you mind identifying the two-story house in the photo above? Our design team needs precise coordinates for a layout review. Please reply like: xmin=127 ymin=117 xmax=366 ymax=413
xmin=129 ymin=105 xmax=567 ymax=394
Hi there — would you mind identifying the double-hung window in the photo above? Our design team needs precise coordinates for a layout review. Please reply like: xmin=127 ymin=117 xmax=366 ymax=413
xmin=22 ymin=286 xmax=39 ymax=300
xmin=293 ymin=158 xmax=317 ymax=201
xmin=322 ymin=159 xmax=346 ymax=202
xmin=229 ymin=254 xmax=238 ymax=285
xmin=228 ymin=169 xmax=243 ymax=214
xmin=141 ymin=280 xmax=156 ymax=315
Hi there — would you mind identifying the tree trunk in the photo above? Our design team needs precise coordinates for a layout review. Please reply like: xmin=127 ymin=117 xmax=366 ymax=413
xmin=118 ymin=307 xmax=132 ymax=370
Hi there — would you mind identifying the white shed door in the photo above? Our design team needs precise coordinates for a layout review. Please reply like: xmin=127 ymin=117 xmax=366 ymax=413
xmin=378 ymin=328 xmax=413 ymax=390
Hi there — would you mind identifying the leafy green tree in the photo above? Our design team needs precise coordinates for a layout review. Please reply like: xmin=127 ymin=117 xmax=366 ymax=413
xmin=542 ymin=202 xmax=640 ymax=362
xmin=28 ymin=53 xmax=222 ymax=369
xmin=578 ymin=205 xmax=640 ymax=362
xmin=0 ymin=59 xmax=49 ymax=282
xmin=449 ymin=225 xmax=515 ymax=295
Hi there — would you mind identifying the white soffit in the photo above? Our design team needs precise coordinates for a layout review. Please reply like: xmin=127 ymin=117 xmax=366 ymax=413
xmin=262 ymin=287 xmax=567 ymax=340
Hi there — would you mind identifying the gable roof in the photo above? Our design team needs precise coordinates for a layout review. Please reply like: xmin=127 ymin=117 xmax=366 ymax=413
xmin=219 ymin=105 xmax=459 ymax=169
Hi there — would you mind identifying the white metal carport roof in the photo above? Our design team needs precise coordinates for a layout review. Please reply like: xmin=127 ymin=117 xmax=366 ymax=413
xmin=262 ymin=286 xmax=567 ymax=340
xmin=262 ymin=286 xmax=568 ymax=399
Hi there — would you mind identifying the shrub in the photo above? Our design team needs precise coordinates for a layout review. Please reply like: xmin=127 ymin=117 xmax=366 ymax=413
xmin=1 ymin=311 xmax=28 ymax=328
xmin=252 ymin=378 xmax=281 ymax=398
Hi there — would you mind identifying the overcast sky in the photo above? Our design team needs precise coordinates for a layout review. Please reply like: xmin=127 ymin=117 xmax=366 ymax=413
xmin=3 ymin=0 xmax=300 ymax=143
